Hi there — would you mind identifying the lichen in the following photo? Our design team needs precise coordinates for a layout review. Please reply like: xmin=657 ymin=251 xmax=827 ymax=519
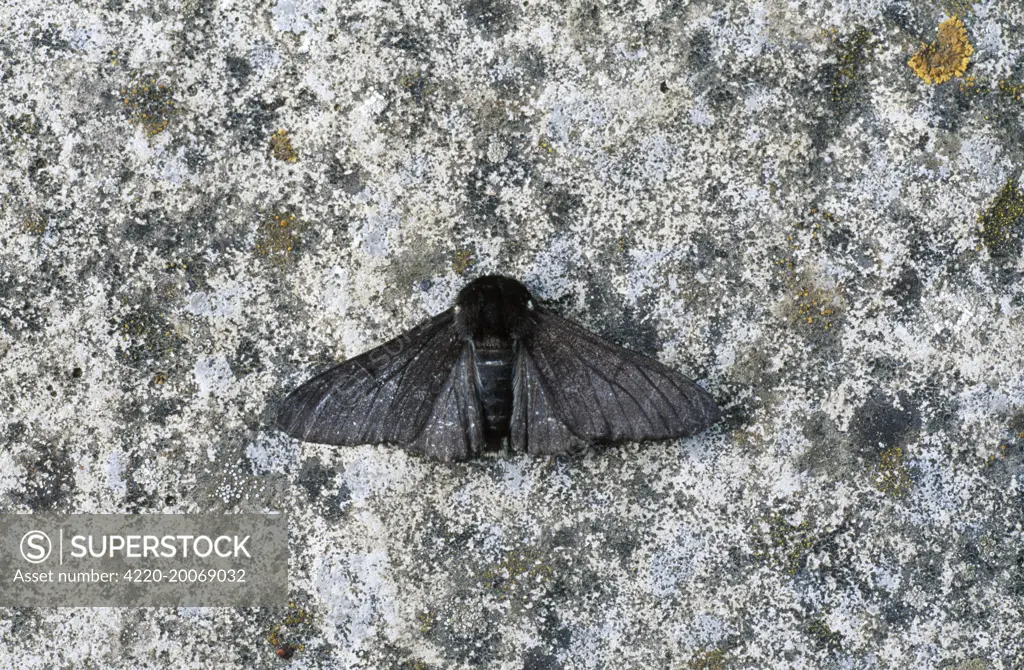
xmin=22 ymin=210 xmax=47 ymax=235
xmin=908 ymin=17 xmax=974 ymax=85
xmin=121 ymin=74 xmax=178 ymax=136
xmin=874 ymin=446 xmax=913 ymax=497
xmin=400 ymin=71 xmax=434 ymax=104
xmin=256 ymin=211 xmax=303 ymax=266
xmin=270 ymin=129 xmax=298 ymax=162
xmin=480 ymin=546 xmax=553 ymax=598
xmin=687 ymin=647 xmax=727 ymax=670
xmin=452 ymin=249 xmax=476 ymax=275
xmin=754 ymin=511 xmax=816 ymax=576
xmin=806 ymin=617 xmax=843 ymax=651
xmin=266 ymin=601 xmax=313 ymax=660
xmin=117 ymin=310 xmax=183 ymax=368
xmin=829 ymin=26 xmax=876 ymax=107
xmin=977 ymin=178 xmax=1024 ymax=255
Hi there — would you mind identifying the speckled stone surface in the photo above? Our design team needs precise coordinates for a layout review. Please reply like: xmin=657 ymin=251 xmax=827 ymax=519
xmin=2 ymin=0 xmax=1023 ymax=667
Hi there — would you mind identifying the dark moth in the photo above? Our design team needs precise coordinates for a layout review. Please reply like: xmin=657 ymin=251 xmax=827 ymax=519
xmin=277 ymin=275 xmax=720 ymax=461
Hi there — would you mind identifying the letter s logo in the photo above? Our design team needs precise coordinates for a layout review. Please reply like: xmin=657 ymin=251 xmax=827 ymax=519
xmin=20 ymin=531 xmax=52 ymax=564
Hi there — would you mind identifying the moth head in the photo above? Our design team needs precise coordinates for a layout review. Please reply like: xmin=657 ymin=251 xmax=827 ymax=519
xmin=455 ymin=275 xmax=536 ymax=340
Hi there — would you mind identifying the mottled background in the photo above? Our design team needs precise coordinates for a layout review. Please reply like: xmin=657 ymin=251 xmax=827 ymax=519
xmin=1 ymin=0 xmax=1023 ymax=667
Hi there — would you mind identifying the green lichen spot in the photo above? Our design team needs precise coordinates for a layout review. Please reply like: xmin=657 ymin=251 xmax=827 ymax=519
xmin=754 ymin=511 xmax=816 ymax=576
xmin=977 ymin=178 xmax=1024 ymax=256
xmin=23 ymin=211 xmax=47 ymax=235
xmin=400 ymin=71 xmax=434 ymax=104
xmin=480 ymin=547 xmax=553 ymax=597
xmin=829 ymin=26 xmax=876 ymax=108
xmin=806 ymin=617 xmax=843 ymax=651
xmin=118 ymin=310 xmax=183 ymax=368
xmin=452 ymin=249 xmax=475 ymax=275
xmin=875 ymin=446 xmax=913 ymax=497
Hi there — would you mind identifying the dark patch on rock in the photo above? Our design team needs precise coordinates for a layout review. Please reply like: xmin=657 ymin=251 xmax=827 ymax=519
xmin=932 ymin=82 xmax=972 ymax=134
xmin=886 ymin=265 xmax=923 ymax=314
xmin=225 ymin=97 xmax=286 ymax=150
xmin=13 ymin=443 xmax=76 ymax=511
xmin=799 ymin=411 xmax=851 ymax=475
xmin=464 ymin=0 xmax=517 ymax=37
xmin=225 ymin=55 xmax=252 ymax=89
xmin=297 ymin=457 xmax=334 ymax=500
xmin=688 ymin=28 xmax=714 ymax=70
xmin=298 ymin=457 xmax=349 ymax=521
xmin=232 ymin=338 xmax=263 ymax=376
xmin=540 ymin=183 xmax=583 ymax=227
xmin=326 ymin=159 xmax=366 ymax=196
xmin=29 ymin=23 xmax=69 ymax=52
xmin=523 ymin=648 xmax=562 ymax=670
xmin=851 ymin=390 xmax=921 ymax=457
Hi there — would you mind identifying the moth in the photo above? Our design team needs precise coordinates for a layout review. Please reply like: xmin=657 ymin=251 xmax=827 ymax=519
xmin=277 ymin=275 xmax=721 ymax=461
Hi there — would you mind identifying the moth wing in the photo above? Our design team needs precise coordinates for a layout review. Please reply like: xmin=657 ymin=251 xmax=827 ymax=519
xmin=277 ymin=309 xmax=474 ymax=450
xmin=407 ymin=342 xmax=486 ymax=461
xmin=510 ymin=343 xmax=590 ymax=456
xmin=519 ymin=308 xmax=721 ymax=444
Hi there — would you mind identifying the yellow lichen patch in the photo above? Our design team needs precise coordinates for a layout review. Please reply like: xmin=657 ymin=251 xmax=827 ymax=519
xmin=122 ymin=74 xmax=178 ymax=136
xmin=266 ymin=602 xmax=311 ymax=659
xmin=23 ymin=211 xmax=47 ymax=235
xmin=269 ymin=129 xmax=298 ymax=162
xmin=997 ymin=78 xmax=1024 ymax=102
xmin=256 ymin=212 xmax=303 ymax=266
xmin=977 ymin=179 xmax=1024 ymax=254
xmin=452 ymin=249 xmax=475 ymax=275
xmin=874 ymin=446 xmax=913 ymax=497
xmin=908 ymin=16 xmax=974 ymax=85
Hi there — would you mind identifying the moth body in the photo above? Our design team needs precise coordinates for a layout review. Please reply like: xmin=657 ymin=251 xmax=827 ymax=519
xmin=277 ymin=275 xmax=721 ymax=461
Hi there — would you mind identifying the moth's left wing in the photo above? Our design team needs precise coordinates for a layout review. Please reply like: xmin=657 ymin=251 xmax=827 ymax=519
xmin=509 ymin=343 xmax=590 ymax=456
xmin=511 ymin=307 xmax=720 ymax=453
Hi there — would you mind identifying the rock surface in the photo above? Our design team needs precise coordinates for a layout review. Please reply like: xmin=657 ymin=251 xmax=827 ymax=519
xmin=2 ymin=0 xmax=1023 ymax=667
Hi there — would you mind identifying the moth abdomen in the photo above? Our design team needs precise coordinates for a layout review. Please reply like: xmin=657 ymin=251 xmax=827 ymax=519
xmin=473 ymin=339 xmax=516 ymax=442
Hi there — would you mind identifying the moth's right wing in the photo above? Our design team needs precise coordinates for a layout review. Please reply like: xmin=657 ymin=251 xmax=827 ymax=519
xmin=276 ymin=309 xmax=485 ymax=460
